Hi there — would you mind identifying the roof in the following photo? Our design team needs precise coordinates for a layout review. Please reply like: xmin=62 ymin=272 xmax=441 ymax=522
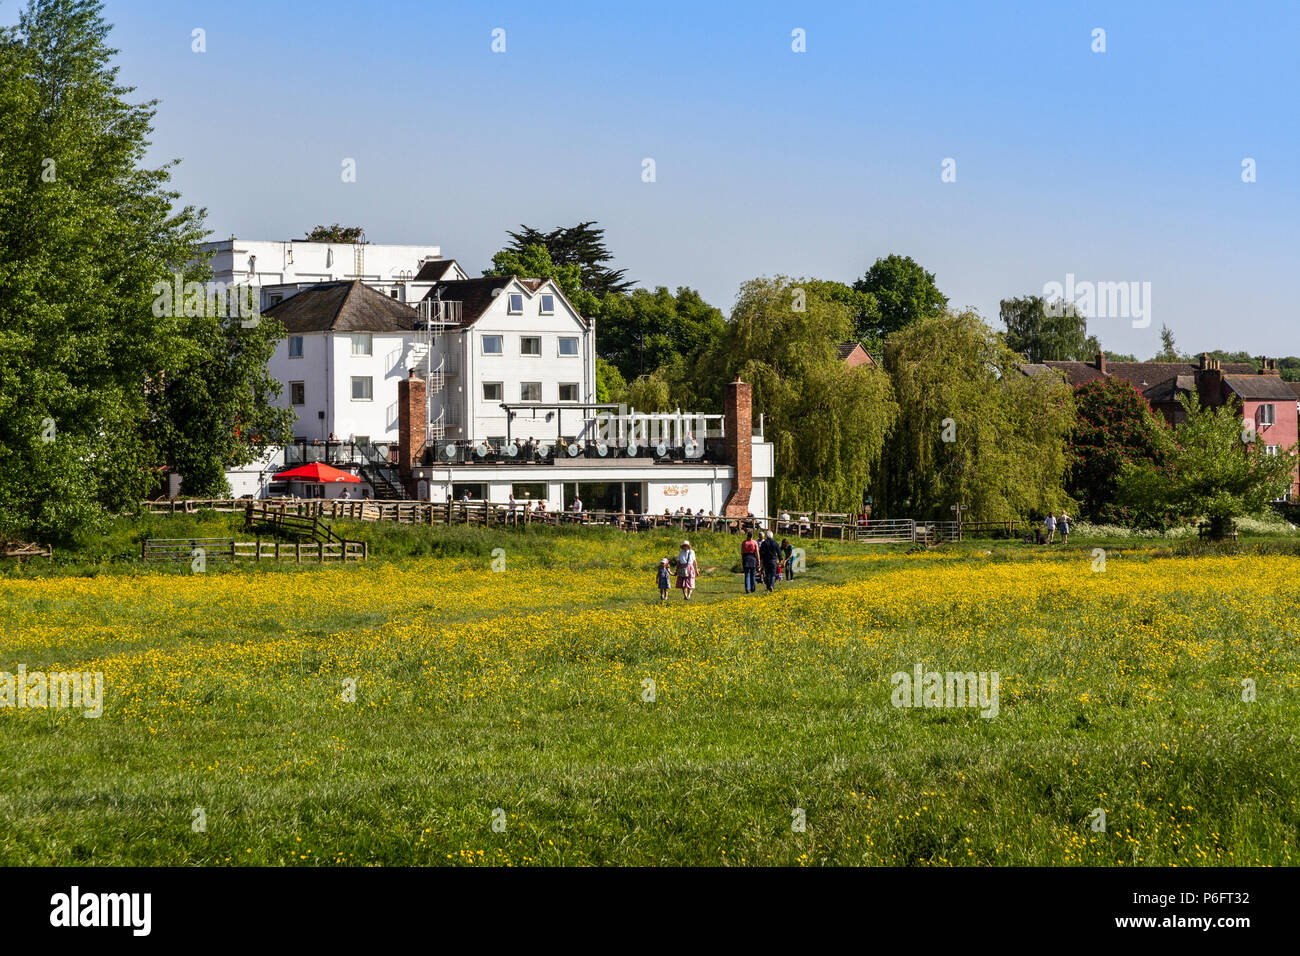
xmin=1222 ymin=375 xmax=1298 ymax=401
xmin=1044 ymin=360 xmax=1255 ymax=394
xmin=261 ymin=280 xmax=418 ymax=333
xmin=412 ymin=259 xmax=462 ymax=282
xmin=420 ymin=276 xmax=588 ymax=328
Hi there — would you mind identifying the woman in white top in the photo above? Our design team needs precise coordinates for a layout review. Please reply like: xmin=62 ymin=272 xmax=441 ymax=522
xmin=675 ymin=540 xmax=698 ymax=601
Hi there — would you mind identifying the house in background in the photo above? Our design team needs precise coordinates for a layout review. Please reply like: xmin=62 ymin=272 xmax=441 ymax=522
xmin=1041 ymin=352 xmax=1299 ymax=497
xmin=838 ymin=342 xmax=875 ymax=368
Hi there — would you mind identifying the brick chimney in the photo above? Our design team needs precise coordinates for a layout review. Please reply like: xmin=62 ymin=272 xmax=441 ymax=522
xmin=722 ymin=377 xmax=753 ymax=517
xmin=1258 ymin=357 xmax=1279 ymax=376
xmin=1197 ymin=358 xmax=1223 ymax=407
xmin=1095 ymin=351 xmax=1107 ymax=374
xmin=397 ymin=369 xmax=426 ymax=497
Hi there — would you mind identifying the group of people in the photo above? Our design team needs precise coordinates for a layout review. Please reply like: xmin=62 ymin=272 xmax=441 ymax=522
xmin=1041 ymin=510 xmax=1071 ymax=544
xmin=739 ymin=530 xmax=794 ymax=593
xmin=654 ymin=531 xmax=798 ymax=604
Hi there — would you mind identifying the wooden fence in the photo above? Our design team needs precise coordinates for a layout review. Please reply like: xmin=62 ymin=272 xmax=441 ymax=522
xmin=140 ymin=498 xmax=1024 ymax=543
xmin=142 ymin=536 xmax=367 ymax=563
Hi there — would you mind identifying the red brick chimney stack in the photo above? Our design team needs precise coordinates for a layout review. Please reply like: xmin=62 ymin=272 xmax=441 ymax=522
xmin=397 ymin=369 xmax=426 ymax=497
xmin=1095 ymin=351 xmax=1107 ymax=374
xmin=722 ymin=376 xmax=753 ymax=517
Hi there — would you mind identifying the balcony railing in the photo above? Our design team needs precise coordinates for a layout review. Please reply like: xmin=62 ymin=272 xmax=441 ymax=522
xmin=422 ymin=437 xmax=727 ymax=467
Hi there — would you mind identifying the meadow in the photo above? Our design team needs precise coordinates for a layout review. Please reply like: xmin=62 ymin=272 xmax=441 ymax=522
xmin=1 ymin=516 xmax=1297 ymax=866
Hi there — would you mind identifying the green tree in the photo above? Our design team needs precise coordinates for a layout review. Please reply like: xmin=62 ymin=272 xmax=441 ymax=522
xmin=1152 ymin=324 xmax=1184 ymax=362
xmin=1116 ymin=394 xmax=1296 ymax=537
xmin=305 ymin=224 xmax=365 ymax=243
xmin=482 ymin=243 xmax=600 ymax=317
xmin=597 ymin=286 xmax=726 ymax=382
xmin=1066 ymin=378 xmax=1168 ymax=523
xmin=853 ymin=254 xmax=948 ymax=339
xmin=145 ymin=303 xmax=294 ymax=497
xmin=504 ymin=221 xmax=632 ymax=297
xmin=0 ymin=0 xmax=207 ymax=540
xmin=595 ymin=357 xmax=626 ymax=404
xmin=694 ymin=277 xmax=898 ymax=511
xmin=801 ymin=278 xmax=881 ymax=356
xmin=879 ymin=311 xmax=1075 ymax=521
xmin=1000 ymin=294 xmax=1100 ymax=362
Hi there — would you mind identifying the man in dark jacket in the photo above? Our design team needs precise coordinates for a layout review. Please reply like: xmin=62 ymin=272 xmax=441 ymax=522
xmin=758 ymin=531 xmax=781 ymax=592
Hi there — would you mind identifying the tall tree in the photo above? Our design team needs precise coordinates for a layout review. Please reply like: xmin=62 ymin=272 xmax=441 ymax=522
xmin=853 ymin=254 xmax=948 ymax=339
xmin=1152 ymin=324 xmax=1184 ymax=362
xmin=1066 ymin=378 xmax=1168 ymax=523
xmin=879 ymin=311 xmax=1075 ymax=521
xmin=801 ymin=278 xmax=882 ymax=358
xmin=1000 ymin=294 xmax=1100 ymax=362
xmin=694 ymin=277 xmax=898 ymax=511
xmin=0 ymin=0 xmax=207 ymax=540
xmin=597 ymin=286 xmax=726 ymax=382
xmin=0 ymin=0 xmax=290 ymax=537
xmin=1117 ymin=394 xmax=1296 ymax=537
xmin=504 ymin=221 xmax=632 ymax=297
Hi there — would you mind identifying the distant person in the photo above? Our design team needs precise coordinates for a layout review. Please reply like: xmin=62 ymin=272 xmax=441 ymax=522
xmin=657 ymin=558 xmax=672 ymax=604
xmin=676 ymin=540 xmax=698 ymax=601
xmin=1043 ymin=512 xmax=1057 ymax=544
xmin=781 ymin=537 xmax=794 ymax=580
xmin=340 ymin=488 xmax=351 ymax=500
xmin=572 ymin=495 xmax=583 ymax=513
xmin=759 ymin=531 xmax=781 ymax=592
xmin=1059 ymin=510 xmax=1070 ymax=544
xmin=740 ymin=531 xmax=759 ymax=594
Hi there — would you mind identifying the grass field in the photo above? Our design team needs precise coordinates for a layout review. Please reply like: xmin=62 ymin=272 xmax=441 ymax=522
xmin=2 ymin=517 xmax=1298 ymax=865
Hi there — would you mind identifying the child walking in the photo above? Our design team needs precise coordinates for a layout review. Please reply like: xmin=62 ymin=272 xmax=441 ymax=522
xmin=656 ymin=558 xmax=671 ymax=603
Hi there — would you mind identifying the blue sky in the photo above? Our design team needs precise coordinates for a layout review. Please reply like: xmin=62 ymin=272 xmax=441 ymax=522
xmin=11 ymin=0 xmax=1298 ymax=356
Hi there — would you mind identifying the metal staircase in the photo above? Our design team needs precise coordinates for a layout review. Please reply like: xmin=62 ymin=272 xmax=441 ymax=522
xmin=414 ymin=298 xmax=461 ymax=445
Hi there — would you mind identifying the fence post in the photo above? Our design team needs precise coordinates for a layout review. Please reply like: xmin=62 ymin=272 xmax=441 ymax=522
xmin=296 ymin=542 xmax=302 ymax=563
xmin=318 ymin=542 xmax=324 ymax=563
xmin=141 ymin=539 xmax=146 ymax=562
xmin=256 ymin=536 xmax=261 ymax=561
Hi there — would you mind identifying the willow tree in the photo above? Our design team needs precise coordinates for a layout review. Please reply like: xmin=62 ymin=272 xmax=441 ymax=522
xmin=695 ymin=277 xmax=898 ymax=512
xmin=879 ymin=310 xmax=1074 ymax=520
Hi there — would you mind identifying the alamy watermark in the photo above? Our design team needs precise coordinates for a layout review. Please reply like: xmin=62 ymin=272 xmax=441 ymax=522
xmin=1041 ymin=273 xmax=1151 ymax=329
xmin=1 ymin=665 xmax=103 ymax=717
xmin=891 ymin=663 xmax=999 ymax=718
xmin=151 ymin=274 xmax=260 ymax=327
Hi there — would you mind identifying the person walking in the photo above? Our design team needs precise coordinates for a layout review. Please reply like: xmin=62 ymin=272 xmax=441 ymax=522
xmin=1043 ymin=511 xmax=1057 ymax=545
xmin=676 ymin=540 xmax=698 ymax=601
xmin=781 ymin=537 xmax=794 ymax=581
xmin=1058 ymin=510 xmax=1070 ymax=544
xmin=740 ymin=530 xmax=759 ymax=594
xmin=759 ymin=531 xmax=781 ymax=593
xmin=656 ymin=558 xmax=671 ymax=604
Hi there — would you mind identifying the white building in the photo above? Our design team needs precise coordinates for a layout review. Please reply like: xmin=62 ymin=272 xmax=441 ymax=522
xmin=198 ymin=237 xmax=458 ymax=308
xmin=226 ymin=245 xmax=773 ymax=516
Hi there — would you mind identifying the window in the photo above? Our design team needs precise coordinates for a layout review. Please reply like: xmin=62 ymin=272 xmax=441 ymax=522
xmin=351 ymin=376 xmax=373 ymax=401
xmin=269 ymin=294 xmax=283 ymax=307
xmin=558 ymin=336 xmax=579 ymax=356
xmin=483 ymin=382 xmax=503 ymax=402
xmin=521 ymin=382 xmax=541 ymax=402
xmin=559 ymin=383 xmax=579 ymax=402
xmin=1266 ymin=445 xmax=1280 ymax=456
xmin=351 ymin=333 xmax=372 ymax=356
xmin=290 ymin=382 xmax=305 ymax=405
xmin=508 ymin=293 xmax=524 ymax=314
xmin=540 ymin=294 xmax=555 ymax=314
xmin=521 ymin=336 xmax=541 ymax=356
xmin=389 ymin=289 xmax=398 ymax=299
xmin=481 ymin=335 xmax=503 ymax=355
xmin=1258 ymin=404 xmax=1276 ymax=425
xmin=288 ymin=335 xmax=303 ymax=358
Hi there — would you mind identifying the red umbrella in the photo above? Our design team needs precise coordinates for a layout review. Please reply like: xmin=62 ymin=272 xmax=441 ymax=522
xmin=274 ymin=462 xmax=361 ymax=483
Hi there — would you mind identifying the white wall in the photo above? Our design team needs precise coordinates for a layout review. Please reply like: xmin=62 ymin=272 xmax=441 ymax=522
xmin=460 ymin=279 xmax=595 ymax=442
xmin=200 ymin=239 xmax=442 ymax=291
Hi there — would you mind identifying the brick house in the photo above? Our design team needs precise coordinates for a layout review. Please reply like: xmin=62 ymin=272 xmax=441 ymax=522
xmin=1041 ymin=352 xmax=1299 ymax=497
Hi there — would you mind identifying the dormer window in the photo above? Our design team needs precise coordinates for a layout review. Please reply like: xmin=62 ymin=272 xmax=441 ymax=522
xmin=540 ymin=294 xmax=555 ymax=315
xmin=508 ymin=293 xmax=524 ymax=314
